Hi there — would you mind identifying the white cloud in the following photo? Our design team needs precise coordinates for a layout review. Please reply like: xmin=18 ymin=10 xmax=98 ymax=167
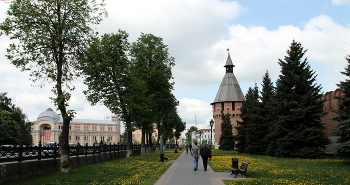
xmin=178 ymin=98 xmax=212 ymax=130
xmin=0 ymin=0 xmax=349 ymax=135
xmin=332 ymin=0 xmax=350 ymax=6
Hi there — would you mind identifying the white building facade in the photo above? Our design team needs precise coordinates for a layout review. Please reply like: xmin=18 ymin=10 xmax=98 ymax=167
xmin=31 ymin=108 xmax=121 ymax=146
xmin=191 ymin=129 xmax=215 ymax=146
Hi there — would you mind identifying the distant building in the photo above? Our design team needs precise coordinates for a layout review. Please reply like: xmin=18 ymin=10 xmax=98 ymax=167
xmin=321 ymin=89 xmax=343 ymax=154
xmin=132 ymin=124 xmax=183 ymax=145
xmin=211 ymin=51 xmax=245 ymax=149
xmin=192 ymin=129 xmax=215 ymax=146
xmin=31 ymin=108 xmax=121 ymax=146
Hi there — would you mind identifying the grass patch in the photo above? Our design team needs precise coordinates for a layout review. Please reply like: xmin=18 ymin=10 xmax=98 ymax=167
xmin=5 ymin=149 xmax=350 ymax=185
xmin=4 ymin=149 xmax=181 ymax=185
xmin=209 ymin=150 xmax=350 ymax=185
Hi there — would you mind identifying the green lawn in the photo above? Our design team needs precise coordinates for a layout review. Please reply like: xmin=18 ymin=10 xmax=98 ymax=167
xmin=3 ymin=149 xmax=181 ymax=185
xmin=4 ymin=149 xmax=350 ymax=185
xmin=209 ymin=150 xmax=350 ymax=185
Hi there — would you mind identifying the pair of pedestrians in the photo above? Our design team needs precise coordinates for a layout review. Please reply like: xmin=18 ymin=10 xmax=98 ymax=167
xmin=190 ymin=142 xmax=212 ymax=171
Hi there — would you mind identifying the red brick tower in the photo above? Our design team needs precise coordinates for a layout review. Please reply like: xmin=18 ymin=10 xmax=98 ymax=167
xmin=211 ymin=50 xmax=245 ymax=148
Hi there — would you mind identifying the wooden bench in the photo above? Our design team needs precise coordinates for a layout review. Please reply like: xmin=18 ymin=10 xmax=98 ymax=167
xmin=231 ymin=161 xmax=250 ymax=178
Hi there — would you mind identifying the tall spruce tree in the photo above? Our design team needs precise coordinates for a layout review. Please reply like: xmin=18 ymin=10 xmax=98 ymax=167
xmin=331 ymin=55 xmax=350 ymax=159
xmin=260 ymin=71 xmax=275 ymax=154
xmin=219 ymin=111 xmax=235 ymax=150
xmin=267 ymin=40 xmax=330 ymax=158
xmin=236 ymin=85 xmax=262 ymax=154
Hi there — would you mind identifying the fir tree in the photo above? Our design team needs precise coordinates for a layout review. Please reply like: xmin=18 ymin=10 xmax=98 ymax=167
xmin=260 ymin=71 xmax=276 ymax=155
xmin=331 ymin=55 xmax=350 ymax=159
xmin=240 ymin=85 xmax=264 ymax=154
xmin=267 ymin=40 xmax=330 ymax=158
xmin=219 ymin=111 xmax=235 ymax=150
xmin=235 ymin=87 xmax=255 ymax=153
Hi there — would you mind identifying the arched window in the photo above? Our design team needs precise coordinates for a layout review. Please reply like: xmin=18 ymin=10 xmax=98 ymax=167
xmin=43 ymin=126 xmax=51 ymax=130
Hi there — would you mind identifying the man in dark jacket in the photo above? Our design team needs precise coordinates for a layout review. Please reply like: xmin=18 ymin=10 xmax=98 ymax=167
xmin=199 ymin=144 xmax=212 ymax=171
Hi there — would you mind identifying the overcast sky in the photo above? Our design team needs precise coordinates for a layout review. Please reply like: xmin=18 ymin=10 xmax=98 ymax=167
xmin=0 ymin=0 xmax=349 ymax=133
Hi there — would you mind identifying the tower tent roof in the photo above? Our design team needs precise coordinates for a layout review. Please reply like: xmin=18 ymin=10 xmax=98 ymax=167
xmin=212 ymin=53 xmax=245 ymax=103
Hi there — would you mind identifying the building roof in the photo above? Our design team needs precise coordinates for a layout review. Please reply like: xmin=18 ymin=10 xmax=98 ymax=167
xmin=212 ymin=54 xmax=245 ymax=103
xmin=37 ymin=108 xmax=60 ymax=122
xmin=36 ymin=108 xmax=117 ymax=125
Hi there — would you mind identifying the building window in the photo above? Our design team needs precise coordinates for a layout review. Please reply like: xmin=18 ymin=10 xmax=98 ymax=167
xmin=84 ymin=126 xmax=89 ymax=131
xmin=84 ymin=136 xmax=88 ymax=140
xmin=101 ymin=126 xmax=105 ymax=131
xmin=108 ymin=127 xmax=113 ymax=131
xmin=76 ymin=136 xmax=80 ymax=141
xmin=92 ymin=136 xmax=97 ymax=141
xmin=76 ymin=126 xmax=80 ymax=131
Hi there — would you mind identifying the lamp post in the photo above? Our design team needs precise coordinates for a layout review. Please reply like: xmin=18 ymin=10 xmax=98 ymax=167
xmin=159 ymin=121 xmax=164 ymax=162
xmin=209 ymin=119 xmax=214 ymax=150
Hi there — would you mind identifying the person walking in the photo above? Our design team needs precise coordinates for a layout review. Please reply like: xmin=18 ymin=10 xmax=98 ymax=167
xmin=185 ymin=144 xmax=189 ymax=154
xmin=200 ymin=144 xmax=212 ymax=171
xmin=190 ymin=142 xmax=200 ymax=171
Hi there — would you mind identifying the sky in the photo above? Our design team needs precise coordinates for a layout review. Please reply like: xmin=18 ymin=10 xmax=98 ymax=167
xmin=0 ymin=0 xmax=350 ymax=134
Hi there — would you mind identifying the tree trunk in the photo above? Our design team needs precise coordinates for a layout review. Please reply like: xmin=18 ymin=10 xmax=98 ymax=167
xmin=126 ymin=130 xmax=133 ymax=157
xmin=141 ymin=127 xmax=145 ymax=155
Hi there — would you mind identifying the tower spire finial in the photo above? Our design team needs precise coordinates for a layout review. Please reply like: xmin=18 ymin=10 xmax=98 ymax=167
xmin=227 ymin=48 xmax=230 ymax=55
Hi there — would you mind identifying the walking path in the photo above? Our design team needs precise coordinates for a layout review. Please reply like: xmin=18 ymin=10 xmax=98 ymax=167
xmin=155 ymin=150 xmax=248 ymax=185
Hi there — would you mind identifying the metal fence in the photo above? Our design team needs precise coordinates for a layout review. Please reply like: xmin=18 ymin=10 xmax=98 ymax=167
xmin=0 ymin=142 xmax=141 ymax=163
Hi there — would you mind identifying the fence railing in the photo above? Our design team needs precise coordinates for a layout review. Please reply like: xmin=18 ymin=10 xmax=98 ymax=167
xmin=0 ymin=142 xmax=142 ymax=163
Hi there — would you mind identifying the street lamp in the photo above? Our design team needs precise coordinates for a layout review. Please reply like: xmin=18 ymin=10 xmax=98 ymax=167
xmin=209 ymin=119 xmax=214 ymax=150
xmin=199 ymin=131 xmax=203 ymax=146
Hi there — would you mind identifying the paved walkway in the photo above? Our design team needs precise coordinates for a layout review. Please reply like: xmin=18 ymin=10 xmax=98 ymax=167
xmin=155 ymin=151 xmax=248 ymax=185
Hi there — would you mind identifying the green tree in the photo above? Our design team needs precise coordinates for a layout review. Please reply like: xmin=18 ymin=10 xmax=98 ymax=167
xmin=259 ymin=71 xmax=275 ymax=154
xmin=120 ymin=131 xmax=128 ymax=144
xmin=0 ymin=93 xmax=32 ymax=145
xmin=129 ymin=33 xmax=177 ymax=154
xmin=331 ymin=55 xmax=350 ymax=159
xmin=219 ymin=111 xmax=235 ymax=150
xmin=1 ymin=0 xmax=107 ymax=172
xmin=11 ymin=107 xmax=33 ymax=145
xmin=186 ymin=126 xmax=198 ymax=144
xmin=236 ymin=85 xmax=262 ymax=154
xmin=267 ymin=40 xmax=330 ymax=158
xmin=236 ymin=86 xmax=259 ymax=153
xmin=80 ymin=31 xmax=147 ymax=157
xmin=0 ymin=110 xmax=20 ymax=145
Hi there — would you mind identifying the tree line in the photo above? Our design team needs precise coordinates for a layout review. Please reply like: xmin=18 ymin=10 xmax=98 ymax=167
xmin=0 ymin=92 xmax=33 ymax=146
xmin=220 ymin=40 xmax=350 ymax=159
xmin=0 ymin=0 xmax=185 ymax=173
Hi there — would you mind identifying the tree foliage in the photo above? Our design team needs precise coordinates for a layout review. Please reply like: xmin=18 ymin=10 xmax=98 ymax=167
xmin=331 ymin=55 xmax=350 ymax=159
xmin=258 ymin=71 xmax=276 ymax=154
xmin=186 ymin=126 xmax=198 ymax=144
xmin=219 ymin=111 xmax=235 ymax=150
xmin=0 ymin=110 xmax=20 ymax=145
xmin=0 ymin=0 xmax=107 ymax=172
xmin=129 ymin=33 xmax=181 ymax=150
xmin=80 ymin=30 xmax=145 ymax=156
xmin=236 ymin=85 xmax=262 ymax=154
xmin=81 ymin=32 xmax=182 ymax=155
xmin=0 ymin=92 xmax=32 ymax=145
xmin=267 ymin=40 xmax=330 ymax=158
